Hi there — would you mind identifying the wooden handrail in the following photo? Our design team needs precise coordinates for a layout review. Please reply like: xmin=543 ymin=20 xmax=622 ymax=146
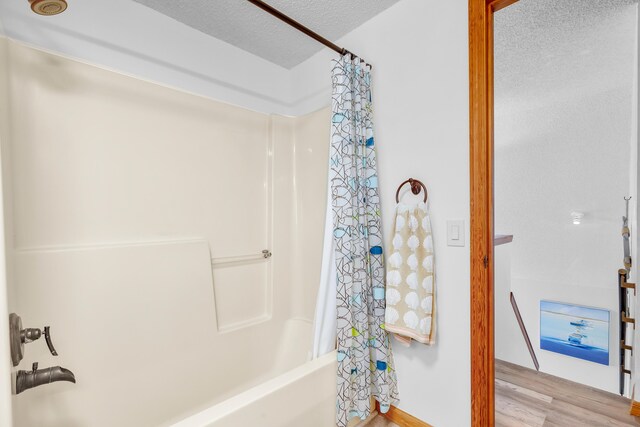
xmin=510 ymin=292 xmax=539 ymax=371
xmin=494 ymin=234 xmax=513 ymax=246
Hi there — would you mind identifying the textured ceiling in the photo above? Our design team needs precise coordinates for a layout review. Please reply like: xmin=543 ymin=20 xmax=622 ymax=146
xmin=493 ymin=0 xmax=638 ymax=318
xmin=494 ymin=0 xmax=638 ymax=114
xmin=131 ymin=0 xmax=401 ymax=69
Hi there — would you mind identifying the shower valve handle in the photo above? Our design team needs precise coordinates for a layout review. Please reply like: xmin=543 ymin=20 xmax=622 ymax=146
xmin=44 ymin=326 xmax=58 ymax=356
xmin=20 ymin=326 xmax=58 ymax=356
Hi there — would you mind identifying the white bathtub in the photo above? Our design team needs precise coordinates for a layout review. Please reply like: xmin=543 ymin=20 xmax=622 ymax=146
xmin=170 ymin=351 xmax=337 ymax=427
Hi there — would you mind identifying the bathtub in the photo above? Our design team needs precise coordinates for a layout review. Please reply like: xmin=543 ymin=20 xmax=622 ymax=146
xmin=171 ymin=351 xmax=337 ymax=427
xmin=10 ymin=240 xmax=337 ymax=427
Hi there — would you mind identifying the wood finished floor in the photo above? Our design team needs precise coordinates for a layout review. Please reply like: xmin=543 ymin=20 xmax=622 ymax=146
xmin=362 ymin=416 xmax=399 ymax=427
xmin=496 ymin=359 xmax=640 ymax=427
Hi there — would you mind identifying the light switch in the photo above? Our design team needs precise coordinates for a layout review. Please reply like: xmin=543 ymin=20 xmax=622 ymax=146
xmin=451 ymin=225 xmax=460 ymax=240
xmin=447 ymin=220 xmax=465 ymax=247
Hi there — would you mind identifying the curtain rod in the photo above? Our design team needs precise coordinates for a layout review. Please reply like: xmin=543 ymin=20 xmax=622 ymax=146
xmin=246 ymin=0 xmax=371 ymax=67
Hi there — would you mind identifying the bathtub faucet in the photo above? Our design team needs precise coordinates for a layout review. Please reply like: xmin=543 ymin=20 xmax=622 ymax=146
xmin=15 ymin=362 xmax=76 ymax=394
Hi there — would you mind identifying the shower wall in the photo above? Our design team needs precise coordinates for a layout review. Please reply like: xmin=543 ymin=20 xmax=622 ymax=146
xmin=0 ymin=36 xmax=13 ymax=427
xmin=291 ymin=111 xmax=331 ymax=320
xmin=0 ymin=39 xmax=328 ymax=426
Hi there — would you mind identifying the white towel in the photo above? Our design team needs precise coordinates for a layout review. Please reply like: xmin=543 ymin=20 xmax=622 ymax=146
xmin=384 ymin=201 xmax=436 ymax=346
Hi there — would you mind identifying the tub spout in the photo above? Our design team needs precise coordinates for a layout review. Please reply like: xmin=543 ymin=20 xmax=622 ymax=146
xmin=16 ymin=362 xmax=76 ymax=394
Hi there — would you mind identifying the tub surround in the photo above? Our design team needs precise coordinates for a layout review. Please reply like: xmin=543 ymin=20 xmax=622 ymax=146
xmin=2 ymin=39 xmax=329 ymax=427
xmin=0 ymin=36 xmax=13 ymax=427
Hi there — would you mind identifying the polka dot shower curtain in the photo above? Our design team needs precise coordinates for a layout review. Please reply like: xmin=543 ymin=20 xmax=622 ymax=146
xmin=329 ymin=53 xmax=398 ymax=427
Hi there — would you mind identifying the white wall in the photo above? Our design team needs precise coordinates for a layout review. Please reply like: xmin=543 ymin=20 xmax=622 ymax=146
xmin=291 ymin=1 xmax=471 ymax=425
xmin=494 ymin=3 xmax=638 ymax=394
xmin=0 ymin=12 xmax=6 ymax=37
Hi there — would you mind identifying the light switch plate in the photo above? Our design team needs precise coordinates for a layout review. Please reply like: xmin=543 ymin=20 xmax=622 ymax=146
xmin=447 ymin=220 xmax=465 ymax=247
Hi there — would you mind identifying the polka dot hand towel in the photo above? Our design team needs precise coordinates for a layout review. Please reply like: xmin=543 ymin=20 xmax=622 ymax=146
xmin=385 ymin=201 xmax=436 ymax=346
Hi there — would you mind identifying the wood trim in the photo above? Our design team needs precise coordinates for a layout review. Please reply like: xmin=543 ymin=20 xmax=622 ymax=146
xmin=491 ymin=0 xmax=519 ymax=12
xmin=469 ymin=0 xmax=519 ymax=426
xmin=469 ymin=0 xmax=494 ymax=425
xmin=375 ymin=402 xmax=433 ymax=427
xmin=494 ymin=234 xmax=513 ymax=246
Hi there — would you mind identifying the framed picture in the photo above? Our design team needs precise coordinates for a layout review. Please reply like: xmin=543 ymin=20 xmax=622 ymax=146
xmin=540 ymin=300 xmax=609 ymax=365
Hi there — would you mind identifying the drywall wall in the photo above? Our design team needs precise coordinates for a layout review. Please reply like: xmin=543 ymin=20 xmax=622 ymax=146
xmin=290 ymin=1 xmax=471 ymax=425
xmin=0 ymin=0 xmax=293 ymax=115
xmin=493 ymin=90 xmax=632 ymax=392
xmin=493 ymin=1 xmax=638 ymax=393
xmin=2 ymin=40 xmax=328 ymax=426
xmin=0 ymin=36 xmax=13 ymax=427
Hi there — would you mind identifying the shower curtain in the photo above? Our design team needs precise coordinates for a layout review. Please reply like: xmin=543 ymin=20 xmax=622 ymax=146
xmin=316 ymin=53 xmax=398 ymax=427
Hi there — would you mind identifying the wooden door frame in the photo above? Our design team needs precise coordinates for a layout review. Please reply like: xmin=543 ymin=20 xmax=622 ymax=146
xmin=469 ymin=0 xmax=519 ymax=425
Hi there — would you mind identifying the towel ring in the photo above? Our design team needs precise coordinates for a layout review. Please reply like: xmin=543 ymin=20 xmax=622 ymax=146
xmin=395 ymin=178 xmax=428 ymax=203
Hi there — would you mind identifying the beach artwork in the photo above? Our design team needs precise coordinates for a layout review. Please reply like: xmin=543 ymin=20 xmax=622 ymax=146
xmin=540 ymin=300 xmax=609 ymax=365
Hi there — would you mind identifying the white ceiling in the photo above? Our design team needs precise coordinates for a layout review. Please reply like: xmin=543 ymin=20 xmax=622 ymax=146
xmin=494 ymin=0 xmax=638 ymax=116
xmin=131 ymin=0 xmax=401 ymax=69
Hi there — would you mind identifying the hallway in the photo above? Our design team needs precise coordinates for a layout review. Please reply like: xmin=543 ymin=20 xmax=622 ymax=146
xmin=496 ymin=360 xmax=640 ymax=426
